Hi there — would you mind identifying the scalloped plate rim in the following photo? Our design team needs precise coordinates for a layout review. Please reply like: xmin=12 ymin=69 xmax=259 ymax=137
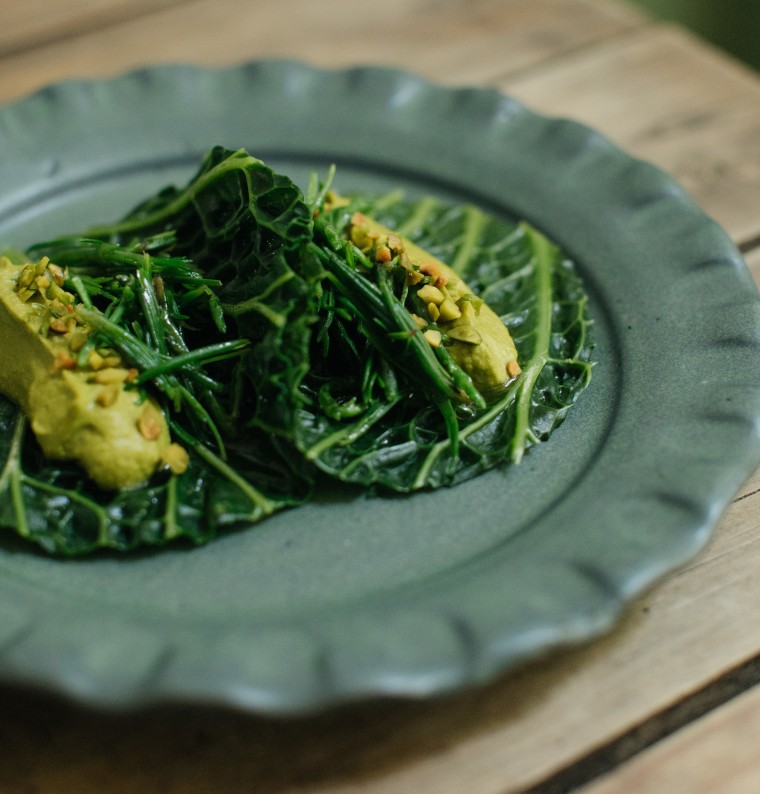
xmin=0 ymin=59 xmax=758 ymax=714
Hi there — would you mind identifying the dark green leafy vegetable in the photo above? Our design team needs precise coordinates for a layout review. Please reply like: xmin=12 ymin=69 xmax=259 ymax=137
xmin=0 ymin=147 xmax=593 ymax=555
xmin=0 ymin=148 xmax=318 ymax=554
xmin=0 ymin=397 xmax=308 ymax=555
xmin=294 ymin=195 xmax=593 ymax=491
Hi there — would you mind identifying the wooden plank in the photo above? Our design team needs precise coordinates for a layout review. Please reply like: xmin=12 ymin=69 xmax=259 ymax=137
xmin=0 ymin=0 xmax=190 ymax=57
xmin=0 ymin=6 xmax=758 ymax=794
xmin=0 ymin=0 xmax=644 ymax=104
xmin=0 ymin=469 xmax=759 ymax=794
xmin=577 ymin=683 xmax=760 ymax=794
xmin=503 ymin=24 xmax=760 ymax=245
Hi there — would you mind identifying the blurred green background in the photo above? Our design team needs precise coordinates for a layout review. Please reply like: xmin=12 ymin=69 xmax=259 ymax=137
xmin=628 ymin=0 xmax=760 ymax=71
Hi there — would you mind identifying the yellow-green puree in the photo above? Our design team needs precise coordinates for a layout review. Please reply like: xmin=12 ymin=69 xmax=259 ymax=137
xmin=346 ymin=210 xmax=521 ymax=396
xmin=0 ymin=255 xmax=183 ymax=490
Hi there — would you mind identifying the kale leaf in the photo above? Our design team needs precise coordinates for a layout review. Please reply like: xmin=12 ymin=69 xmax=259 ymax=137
xmin=0 ymin=148 xmax=593 ymax=554
xmin=293 ymin=193 xmax=593 ymax=491
xmin=0 ymin=148 xmax=319 ymax=555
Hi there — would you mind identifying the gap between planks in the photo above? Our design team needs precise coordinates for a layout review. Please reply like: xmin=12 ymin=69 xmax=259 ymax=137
xmin=524 ymin=653 xmax=760 ymax=794
xmin=0 ymin=7 xmax=757 ymax=794
xmin=525 ymin=238 xmax=759 ymax=793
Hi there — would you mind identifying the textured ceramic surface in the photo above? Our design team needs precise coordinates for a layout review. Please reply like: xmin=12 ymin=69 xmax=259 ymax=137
xmin=0 ymin=60 xmax=758 ymax=714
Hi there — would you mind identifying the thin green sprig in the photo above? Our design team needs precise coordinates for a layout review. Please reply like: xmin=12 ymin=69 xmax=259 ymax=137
xmin=311 ymin=214 xmax=487 ymax=419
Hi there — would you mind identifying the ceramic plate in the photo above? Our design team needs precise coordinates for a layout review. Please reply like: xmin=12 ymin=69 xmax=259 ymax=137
xmin=0 ymin=60 xmax=758 ymax=714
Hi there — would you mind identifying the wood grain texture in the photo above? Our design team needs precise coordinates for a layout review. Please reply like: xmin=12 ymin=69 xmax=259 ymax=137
xmin=0 ymin=0 xmax=190 ymax=56
xmin=578 ymin=682 xmax=760 ymax=794
xmin=0 ymin=469 xmax=758 ymax=794
xmin=546 ymin=437 xmax=760 ymax=794
xmin=0 ymin=2 xmax=759 ymax=793
xmin=0 ymin=0 xmax=643 ymax=103
xmin=503 ymin=24 xmax=760 ymax=244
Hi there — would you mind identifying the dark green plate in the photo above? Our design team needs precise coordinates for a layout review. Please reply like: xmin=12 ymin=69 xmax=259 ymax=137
xmin=0 ymin=60 xmax=758 ymax=714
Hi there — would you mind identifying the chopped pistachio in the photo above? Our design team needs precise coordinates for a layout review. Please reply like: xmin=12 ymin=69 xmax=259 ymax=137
xmin=96 ymin=384 xmax=120 ymax=408
xmin=93 ymin=367 xmax=130 ymax=385
xmin=457 ymin=293 xmax=483 ymax=310
xmin=423 ymin=329 xmax=442 ymax=348
xmin=349 ymin=213 xmax=373 ymax=249
xmin=88 ymin=350 xmax=105 ymax=370
xmin=427 ymin=301 xmax=440 ymax=322
xmin=419 ymin=261 xmax=448 ymax=287
xmin=69 ymin=331 xmax=89 ymax=352
xmin=16 ymin=264 xmax=36 ymax=290
xmin=459 ymin=300 xmax=476 ymax=322
xmin=417 ymin=284 xmax=445 ymax=305
xmin=447 ymin=325 xmax=483 ymax=345
xmin=47 ymin=284 xmax=74 ymax=306
xmin=48 ymin=263 xmax=67 ymax=287
xmin=375 ymin=244 xmax=392 ymax=264
xmin=507 ymin=360 xmax=522 ymax=378
xmin=53 ymin=351 xmax=77 ymax=371
xmin=387 ymin=234 xmax=401 ymax=254
xmin=162 ymin=443 xmax=190 ymax=475
xmin=438 ymin=298 xmax=462 ymax=322
xmin=406 ymin=267 xmax=424 ymax=286
xmin=101 ymin=355 xmax=122 ymax=369
xmin=49 ymin=298 xmax=68 ymax=317
xmin=138 ymin=403 xmax=163 ymax=441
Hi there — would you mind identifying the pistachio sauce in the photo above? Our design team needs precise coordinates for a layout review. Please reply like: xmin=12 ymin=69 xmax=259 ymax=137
xmin=0 ymin=255 xmax=181 ymax=489
xmin=345 ymin=210 xmax=521 ymax=395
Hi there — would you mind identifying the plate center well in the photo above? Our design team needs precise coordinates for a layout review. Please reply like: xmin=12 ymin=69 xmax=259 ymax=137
xmin=0 ymin=153 xmax=615 ymax=624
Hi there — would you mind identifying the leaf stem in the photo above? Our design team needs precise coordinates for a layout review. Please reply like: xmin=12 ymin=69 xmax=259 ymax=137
xmin=1 ymin=415 xmax=29 ymax=537
xmin=509 ymin=223 xmax=555 ymax=463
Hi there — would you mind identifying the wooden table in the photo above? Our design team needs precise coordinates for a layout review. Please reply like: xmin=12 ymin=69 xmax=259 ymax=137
xmin=2 ymin=1 xmax=760 ymax=791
